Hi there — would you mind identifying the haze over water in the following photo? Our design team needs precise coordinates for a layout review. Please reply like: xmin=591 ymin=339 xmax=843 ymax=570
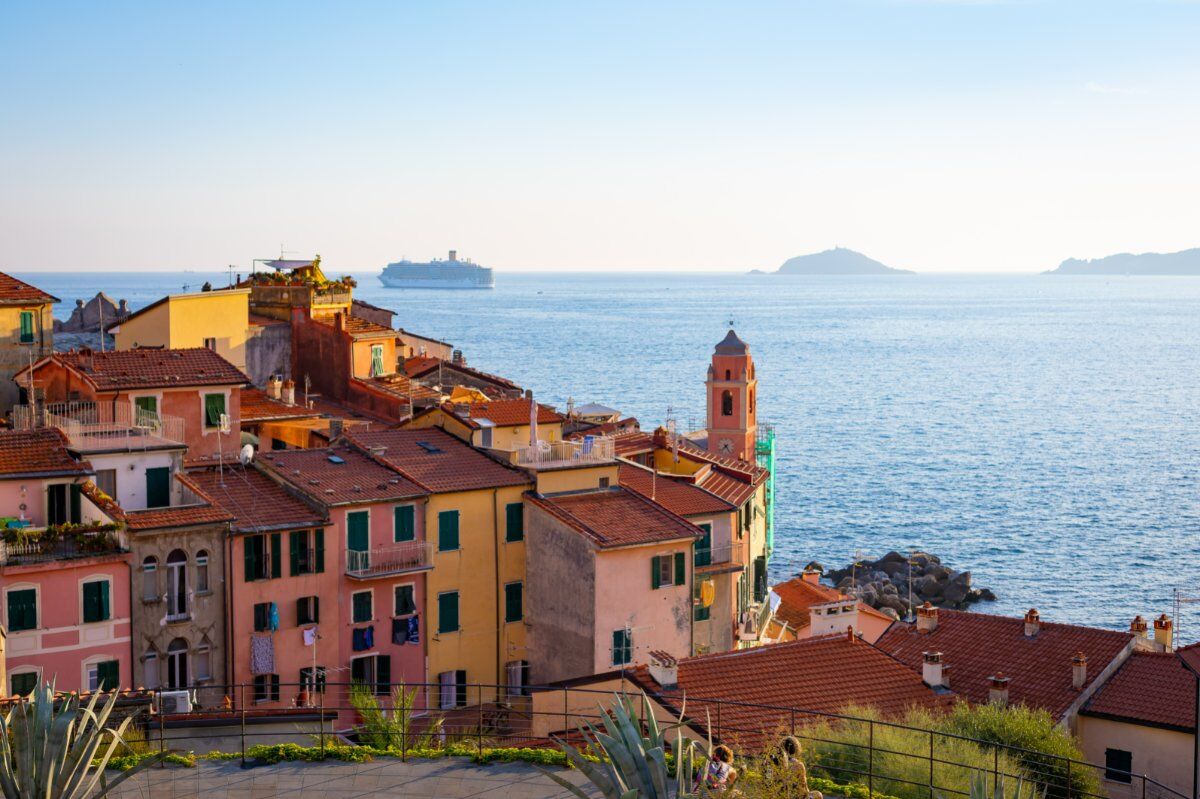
xmin=24 ymin=271 xmax=1200 ymax=639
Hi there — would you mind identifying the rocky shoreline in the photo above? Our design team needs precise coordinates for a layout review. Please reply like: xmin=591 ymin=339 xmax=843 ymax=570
xmin=813 ymin=551 xmax=996 ymax=620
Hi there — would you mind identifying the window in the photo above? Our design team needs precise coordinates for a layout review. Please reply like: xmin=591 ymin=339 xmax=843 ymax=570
xmin=351 ymin=655 xmax=391 ymax=696
xmin=611 ymin=629 xmax=632 ymax=666
xmin=438 ymin=669 xmax=468 ymax=709
xmin=204 ymin=393 xmax=226 ymax=429
xmin=650 ymin=553 xmax=685 ymax=589
xmin=297 ymin=596 xmax=320 ymax=625
xmin=244 ymin=533 xmax=281 ymax=581
xmin=721 ymin=390 xmax=733 ymax=416
xmin=369 ymin=344 xmax=385 ymax=378
xmin=753 ymin=555 xmax=767 ymax=603
xmin=18 ymin=310 xmax=34 ymax=343
xmin=203 ymin=337 xmax=217 ymax=351
xmin=134 ymin=396 xmax=158 ymax=420
xmin=504 ymin=581 xmax=523 ymax=623
xmin=253 ymin=602 xmax=276 ymax=632
xmin=393 ymin=505 xmax=415 ymax=542
xmin=86 ymin=659 xmax=119 ymax=692
xmin=347 ymin=511 xmax=370 ymax=570
xmin=166 ymin=550 xmax=188 ymax=619
xmin=1104 ymin=749 xmax=1133 ymax=783
xmin=393 ymin=584 xmax=416 ymax=616
xmin=166 ymin=638 xmax=188 ymax=689
xmin=694 ymin=523 xmax=713 ymax=567
xmin=95 ymin=469 xmax=117 ymax=499
xmin=6 ymin=588 xmax=37 ymax=632
xmin=82 ymin=580 xmax=111 ymax=623
xmin=141 ymin=556 xmax=158 ymax=601
xmin=271 ymin=437 xmax=287 ymax=450
xmin=195 ymin=550 xmax=210 ymax=593
xmin=479 ymin=426 xmax=493 ymax=448
xmin=290 ymin=529 xmax=319 ymax=575
xmin=143 ymin=651 xmax=160 ymax=690
xmin=11 ymin=672 xmax=38 ymax=696
xmin=599 ymin=476 xmax=610 ymax=489
xmin=505 ymin=661 xmax=531 ymax=697
xmin=352 ymin=591 xmax=373 ymax=624
xmin=504 ymin=503 xmax=523 ymax=542
xmin=300 ymin=666 xmax=327 ymax=694
xmin=145 ymin=467 xmax=171 ymax=508
xmin=438 ymin=591 xmax=460 ymax=633
xmin=693 ymin=582 xmax=711 ymax=622
xmin=437 ymin=510 xmax=460 ymax=551
xmin=47 ymin=483 xmax=81 ymax=526
xmin=253 ymin=674 xmax=280 ymax=703
xmin=194 ymin=646 xmax=212 ymax=681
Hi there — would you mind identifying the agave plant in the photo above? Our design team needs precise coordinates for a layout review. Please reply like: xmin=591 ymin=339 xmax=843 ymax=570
xmin=955 ymin=769 xmax=1045 ymax=799
xmin=0 ymin=682 xmax=165 ymax=798
xmin=542 ymin=692 xmax=707 ymax=799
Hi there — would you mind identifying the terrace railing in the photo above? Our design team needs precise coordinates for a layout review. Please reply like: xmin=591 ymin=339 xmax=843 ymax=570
xmin=512 ymin=436 xmax=615 ymax=467
xmin=12 ymin=401 xmax=186 ymax=453
xmin=345 ymin=542 xmax=435 ymax=579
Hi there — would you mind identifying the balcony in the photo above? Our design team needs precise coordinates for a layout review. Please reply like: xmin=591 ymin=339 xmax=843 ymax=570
xmin=512 ymin=436 xmax=615 ymax=469
xmin=693 ymin=543 xmax=741 ymax=572
xmin=0 ymin=525 xmax=128 ymax=566
xmin=12 ymin=402 xmax=186 ymax=453
xmin=345 ymin=541 xmax=434 ymax=580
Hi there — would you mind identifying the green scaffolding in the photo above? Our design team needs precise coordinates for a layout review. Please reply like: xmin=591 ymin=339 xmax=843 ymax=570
xmin=755 ymin=424 xmax=776 ymax=555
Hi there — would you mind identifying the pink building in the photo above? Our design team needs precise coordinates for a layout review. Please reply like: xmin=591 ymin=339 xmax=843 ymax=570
xmin=0 ymin=429 xmax=132 ymax=695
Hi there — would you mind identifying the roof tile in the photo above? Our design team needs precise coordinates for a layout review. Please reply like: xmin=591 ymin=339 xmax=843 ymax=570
xmin=346 ymin=428 xmax=530 ymax=493
xmin=260 ymin=445 xmax=428 ymax=506
xmin=0 ymin=271 xmax=58 ymax=305
xmin=30 ymin=348 xmax=248 ymax=391
xmin=527 ymin=487 xmax=702 ymax=549
xmin=1082 ymin=651 xmax=1194 ymax=731
xmin=184 ymin=466 xmax=326 ymax=533
xmin=0 ymin=428 xmax=91 ymax=477
xmin=618 ymin=463 xmax=734 ymax=518
xmin=772 ymin=576 xmax=892 ymax=633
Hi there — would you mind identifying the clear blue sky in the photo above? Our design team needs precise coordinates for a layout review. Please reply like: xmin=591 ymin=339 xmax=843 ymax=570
xmin=3 ymin=1 xmax=1199 ymax=273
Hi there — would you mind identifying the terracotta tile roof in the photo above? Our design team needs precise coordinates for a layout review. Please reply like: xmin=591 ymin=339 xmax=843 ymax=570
xmin=124 ymin=503 xmax=233 ymax=531
xmin=618 ymin=464 xmax=734 ymax=518
xmin=875 ymin=609 xmax=1133 ymax=720
xmin=259 ymin=444 xmax=427 ymax=507
xmin=304 ymin=396 xmax=392 ymax=425
xmin=184 ymin=466 xmax=326 ymax=533
xmin=27 ymin=348 xmax=248 ymax=391
xmin=1178 ymin=642 xmax=1200 ymax=676
xmin=405 ymin=358 xmax=523 ymax=393
xmin=79 ymin=479 xmax=124 ymax=521
xmin=442 ymin=398 xmax=563 ymax=429
xmin=360 ymin=374 xmax=443 ymax=404
xmin=694 ymin=466 xmax=760 ymax=507
xmin=771 ymin=576 xmax=892 ymax=633
xmin=403 ymin=356 xmax=441 ymax=376
xmin=346 ymin=428 xmax=530 ymax=493
xmin=611 ymin=430 xmax=655 ymax=456
xmin=315 ymin=314 xmax=396 ymax=338
xmin=1082 ymin=651 xmax=1195 ymax=732
xmin=0 ymin=271 xmax=58 ymax=305
xmin=631 ymin=634 xmax=953 ymax=749
xmin=0 ymin=428 xmax=91 ymax=477
xmin=675 ymin=435 xmax=769 ymax=483
xmin=239 ymin=387 xmax=322 ymax=423
xmin=527 ymin=487 xmax=703 ymax=549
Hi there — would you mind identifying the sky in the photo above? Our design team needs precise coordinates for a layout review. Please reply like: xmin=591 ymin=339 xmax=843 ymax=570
xmin=2 ymin=1 xmax=1199 ymax=274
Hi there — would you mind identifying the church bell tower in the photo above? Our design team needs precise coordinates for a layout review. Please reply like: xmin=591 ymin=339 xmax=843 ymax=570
xmin=705 ymin=328 xmax=757 ymax=461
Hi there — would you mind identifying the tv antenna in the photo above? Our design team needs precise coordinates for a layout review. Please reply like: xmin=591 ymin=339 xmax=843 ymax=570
xmin=1174 ymin=588 xmax=1200 ymax=648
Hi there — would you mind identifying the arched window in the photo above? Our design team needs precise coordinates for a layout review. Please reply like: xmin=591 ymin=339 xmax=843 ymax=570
xmin=195 ymin=550 xmax=210 ymax=593
xmin=749 ymin=388 xmax=754 ymax=415
xmin=721 ymin=390 xmax=734 ymax=417
xmin=724 ymin=369 xmax=731 ymax=380
xmin=142 ymin=556 xmax=158 ymax=601
xmin=166 ymin=638 xmax=188 ymax=689
xmin=166 ymin=550 xmax=187 ymax=620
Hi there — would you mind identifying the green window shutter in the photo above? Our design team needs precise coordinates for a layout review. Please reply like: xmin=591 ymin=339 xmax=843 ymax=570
xmin=19 ymin=311 xmax=34 ymax=343
xmin=7 ymin=589 xmax=36 ymax=632
xmin=289 ymin=531 xmax=301 ymax=575
xmin=97 ymin=660 xmax=119 ymax=691
xmin=438 ymin=592 xmax=459 ymax=633
xmin=135 ymin=396 xmax=157 ymax=416
xmin=270 ymin=533 xmax=282 ymax=579
xmin=83 ymin=581 xmax=110 ymax=623
xmin=296 ymin=597 xmax=307 ymax=624
xmin=12 ymin=672 xmax=37 ymax=696
xmin=394 ymin=505 xmax=415 ymax=542
xmin=353 ymin=592 xmax=372 ymax=623
xmin=314 ymin=528 xmax=325 ymax=573
xmin=504 ymin=582 xmax=523 ymax=623
xmin=375 ymin=655 xmax=391 ymax=695
xmin=650 ymin=555 xmax=661 ymax=589
xmin=204 ymin=393 xmax=226 ymax=427
xmin=348 ymin=512 xmax=369 ymax=551
xmin=244 ymin=535 xmax=262 ymax=581
xmin=254 ymin=603 xmax=269 ymax=632
xmin=69 ymin=484 xmax=82 ymax=524
xmin=145 ymin=467 xmax=170 ymax=508
xmin=674 ymin=552 xmax=685 ymax=586
xmin=695 ymin=524 xmax=712 ymax=567
xmin=394 ymin=585 xmax=416 ymax=616
xmin=244 ymin=536 xmax=255 ymax=581
xmin=611 ymin=630 xmax=630 ymax=665
xmin=505 ymin=503 xmax=524 ymax=542
xmin=313 ymin=596 xmax=320 ymax=623
xmin=370 ymin=346 xmax=385 ymax=378
xmin=438 ymin=510 xmax=459 ymax=551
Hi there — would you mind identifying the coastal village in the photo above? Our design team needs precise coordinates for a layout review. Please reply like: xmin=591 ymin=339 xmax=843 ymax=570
xmin=0 ymin=259 xmax=1196 ymax=796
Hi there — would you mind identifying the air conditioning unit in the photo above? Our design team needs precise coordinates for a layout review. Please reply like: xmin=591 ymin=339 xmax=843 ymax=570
xmin=158 ymin=690 xmax=192 ymax=715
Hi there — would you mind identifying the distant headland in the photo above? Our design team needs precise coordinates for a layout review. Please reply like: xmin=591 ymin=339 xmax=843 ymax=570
xmin=1046 ymin=247 xmax=1200 ymax=275
xmin=765 ymin=247 xmax=914 ymax=275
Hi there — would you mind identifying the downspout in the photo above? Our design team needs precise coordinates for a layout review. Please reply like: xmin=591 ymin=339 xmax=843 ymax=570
xmin=225 ymin=524 xmax=234 ymax=702
xmin=492 ymin=488 xmax=501 ymax=703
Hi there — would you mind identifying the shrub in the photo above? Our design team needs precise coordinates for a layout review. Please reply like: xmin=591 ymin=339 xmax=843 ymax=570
xmin=348 ymin=681 xmax=446 ymax=750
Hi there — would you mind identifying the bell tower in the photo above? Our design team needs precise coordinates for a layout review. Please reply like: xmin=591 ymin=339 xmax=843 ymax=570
xmin=705 ymin=328 xmax=757 ymax=461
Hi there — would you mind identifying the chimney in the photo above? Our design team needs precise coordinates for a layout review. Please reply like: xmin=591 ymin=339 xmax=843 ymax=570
xmin=922 ymin=651 xmax=944 ymax=688
xmin=988 ymin=674 xmax=1010 ymax=706
xmin=1023 ymin=608 xmax=1040 ymax=637
xmin=267 ymin=375 xmax=282 ymax=399
xmin=329 ymin=418 xmax=344 ymax=440
xmin=810 ymin=599 xmax=859 ymax=638
xmin=334 ymin=311 xmax=345 ymax=332
xmin=1072 ymin=652 xmax=1088 ymax=690
xmin=1153 ymin=614 xmax=1173 ymax=652
xmin=801 ymin=566 xmax=822 ymax=584
xmin=282 ymin=379 xmax=296 ymax=406
xmin=452 ymin=349 xmax=464 ymax=366
xmin=524 ymin=388 xmax=533 ymax=400
xmin=1130 ymin=615 xmax=1149 ymax=639
xmin=648 ymin=651 xmax=678 ymax=689
xmin=916 ymin=602 xmax=939 ymax=633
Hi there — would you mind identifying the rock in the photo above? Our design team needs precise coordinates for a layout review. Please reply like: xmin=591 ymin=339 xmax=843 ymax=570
xmin=804 ymin=561 xmax=824 ymax=574
xmin=949 ymin=570 xmax=972 ymax=588
xmin=55 ymin=293 xmax=129 ymax=333
xmin=978 ymin=588 xmax=997 ymax=602
xmin=880 ymin=607 xmax=900 ymax=621
xmin=879 ymin=595 xmax=908 ymax=614
xmin=943 ymin=582 xmax=969 ymax=606
xmin=821 ymin=552 xmax=994 ymax=611
xmin=879 ymin=551 xmax=907 ymax=565
xmin=880 ymin=560 xmax=908 ymax=578
xmin=881 ymin=583 xmax=898 ymax=596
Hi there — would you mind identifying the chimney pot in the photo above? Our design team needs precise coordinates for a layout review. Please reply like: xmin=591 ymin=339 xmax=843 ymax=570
xmin=989 ymin=673 xmax=1010 ymax=706
xmin=648 ymin=651 xmax=678 ymax=689
xmin=282 ymin=378 xmax=296 ymax=406
xmin=1130 ymin=615 xmax=1149 ymax=637
xmin=1024 ymin=608 xmax=1040 ymax=637
xmin=922 ymin=651 xmax=944 ymax=688
xmin=916 ymin=602 xmax=939 ymax=633
xmin=802 ymin=567 xmax=822 ymax=585
xmin=1153 ymin=614 xmax=1173 ymax=652
xmin=1072 ymin=652 xmax=1088 ymax=690
xmin=267 ymin=375 xmax=282 ymax=399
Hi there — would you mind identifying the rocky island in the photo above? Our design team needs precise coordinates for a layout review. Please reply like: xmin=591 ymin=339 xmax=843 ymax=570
xmin=1046 ymin=247 xmax=1200 ymax=275
xmin=816 ymin=551 xmax=996 ymax=620
xmin=771 ymin=247 xmax=913 ymax=275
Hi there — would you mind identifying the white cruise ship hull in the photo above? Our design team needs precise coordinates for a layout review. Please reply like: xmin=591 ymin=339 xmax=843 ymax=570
xmin=378 ymin=275 xmax=494 ymax=289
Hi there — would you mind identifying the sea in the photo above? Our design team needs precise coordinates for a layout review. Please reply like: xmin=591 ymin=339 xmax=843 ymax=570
xmin=18 ymin=270 xmax=1200 ymax=639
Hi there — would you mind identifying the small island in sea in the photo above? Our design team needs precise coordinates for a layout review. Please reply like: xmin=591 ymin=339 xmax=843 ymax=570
xmin=770 ymin=247 xmax=914 ymax=275
xmin=1046 ymin=247 xmax=1200 ymax=275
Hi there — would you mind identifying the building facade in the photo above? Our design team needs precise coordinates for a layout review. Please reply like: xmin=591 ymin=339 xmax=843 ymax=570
xmin=0 ymin=272 xmax=56 ymax=414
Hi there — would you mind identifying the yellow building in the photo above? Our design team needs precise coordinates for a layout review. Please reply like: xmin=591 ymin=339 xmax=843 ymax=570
xmin=0 ymin=271 xmax=57 ymax=413
xmin=110 ymin=288 xmax=251 ymax=372
xmin=407 ymin=398 xmax=565 ymax=450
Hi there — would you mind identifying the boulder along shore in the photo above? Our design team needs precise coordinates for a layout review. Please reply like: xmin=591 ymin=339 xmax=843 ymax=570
xmin=815 ymin=551 xmax=996 ymax=620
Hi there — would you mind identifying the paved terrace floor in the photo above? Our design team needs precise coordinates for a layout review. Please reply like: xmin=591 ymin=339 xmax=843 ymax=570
xmin=110 ymin=758 xmax=592 ymax=799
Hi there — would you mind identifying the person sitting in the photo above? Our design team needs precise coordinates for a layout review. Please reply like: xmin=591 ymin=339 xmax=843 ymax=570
xmin=776 ymin=736 xmax=822 ymax=799
xmin=697 ymin=744 xmax=739 ymax=792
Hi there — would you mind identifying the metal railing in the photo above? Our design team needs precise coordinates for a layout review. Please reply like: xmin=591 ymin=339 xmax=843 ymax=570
xmin=0 ymin=527 xmax=128 ymax=565
xmin=512 ymin=436 xmax=615 ymax=467
xmin=345 ymin=542 xmax=435 ymax=578
xmin=12 ymin=401 xmax=186 ymax=453
xmin=46 ymin=680 xmax=1185 ymax=799
xmin=694 ymin=542 xmax=739 ymax=568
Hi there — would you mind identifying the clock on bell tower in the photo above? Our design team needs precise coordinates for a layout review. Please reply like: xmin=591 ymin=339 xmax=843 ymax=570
xmin=705 ymin=328 xmax=757 ymax=461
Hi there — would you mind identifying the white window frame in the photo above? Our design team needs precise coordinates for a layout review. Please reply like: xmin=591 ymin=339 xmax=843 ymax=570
xmin=3 ymin=582 xmax=41 ymax=633
xmin=141 ymin=556 xmax=159 ymax=602
xmin=199 ymin=388 xmax=232 ymax=434
xmin=392 ymin=581 xmax=417 ymax=617
xmin=195 ymin=551 xmax=210 ymax=594
xmin=82 ymin=654 xmax=117 ymax=692
xmin=78 ymin=575 xmax=113 ymax=625
xmin=351 ymin=589 xmax=374 ymax=624
xmin=193 ymin=645 xmax=212 ymax=681
xmin=9 ymin=667 xmax=42 ymax=696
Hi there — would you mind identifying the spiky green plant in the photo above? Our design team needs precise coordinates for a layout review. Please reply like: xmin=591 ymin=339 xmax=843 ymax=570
xmin=0 ymin=682 xmax=165 ymax=798
xmin=542 ymin=693 xmax=706 ymax=799
xmin=951 ymin=770 xmax=1044 ymax=799
xmin=349 ymin=682 xmax=446 ymax=751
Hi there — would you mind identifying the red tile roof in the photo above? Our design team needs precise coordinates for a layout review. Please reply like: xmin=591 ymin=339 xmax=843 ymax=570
xmin=527 ymin=487 xmax=702 ymax=549
xmin=315 ymin=314 xmax=395 ymax=338
xmin=403 ymin=356 xmax=441 ymax=376
xmin=239 ymin=387 xmax=323 ymax=423
xmin=183 ymin=466 xmax=326 ymax=533
xmin=346 ymin=428 xmax=530 ymax=493
xmin=444 ymin=398 xmax=563 ymax=429
xmin=26 ymin=348 xmax=248 ymax=391
xmin=675 ymin=434 xmax=768 ymax=481
xmin=1082 ymin=651 xmax=1195 ymax=732
xmin=0 ymin=271 xmax=58 ymax=305
xmin=259 ymin=445 xmax=427 ymax=507
xmin=618 ymin=464 xmax=734 ymax=518
xmin=124 ymin=503 xmax=233 ymax=531
xmin=404 ymin=358 xmax=522 ymax=393
xmin=875 ymin=609 xmax=1133 ymax=720
xmin=694 ymin=466 xmax=761 ymax=507
xmin=632 ymin=634 xmax=953 ymax=749
xmin=0 ymin=429 xmax=91 ymax=478
xmin=360 ymin=374 xmax=443 ymax=405
xmin=771 ymin=576 xmax=892 ymax=634
xmin=611 ymin=430 xmax=655 ymax=456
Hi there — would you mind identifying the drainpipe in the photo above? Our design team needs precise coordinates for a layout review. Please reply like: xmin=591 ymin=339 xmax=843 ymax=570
xmin=492 ymin=488 xmax=501 ymax=703
xmin=225 ymin=525 xmax=234 ymax=702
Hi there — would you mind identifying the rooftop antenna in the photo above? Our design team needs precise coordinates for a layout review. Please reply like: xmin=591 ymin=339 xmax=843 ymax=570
xmin=665 ymin=405 xmax=679 ymax=463
xmin=1173 ymin=588 xmax=1200 ymax=648
xmin=98 ymin=300 xmax=105 ymax=353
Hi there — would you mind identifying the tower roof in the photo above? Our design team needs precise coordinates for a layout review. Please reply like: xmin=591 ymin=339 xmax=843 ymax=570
xmin=714 ymin=328 xmax=749 ymax=355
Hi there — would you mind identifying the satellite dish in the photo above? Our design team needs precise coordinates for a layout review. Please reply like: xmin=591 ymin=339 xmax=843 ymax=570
xmin=239 ymin=444 xmax=255 ymax=465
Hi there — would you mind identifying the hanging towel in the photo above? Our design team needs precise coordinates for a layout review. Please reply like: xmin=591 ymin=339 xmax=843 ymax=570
xmin=392 ymin=617 xmax=406 ymax=645
xmin=407 ymin=615 xmax=419 ymax=644
xmin=250 ymin=634 xmax=274 ymax=675
xmin=302 ymin=627 xmax=317 ymax=647
xmin=352 ymin=626 xmax=375 ymax=652
xmin=365 ymin=624 xmax=374 ymax=649
xmin=269 ymin=602 xmax=280 ymax=632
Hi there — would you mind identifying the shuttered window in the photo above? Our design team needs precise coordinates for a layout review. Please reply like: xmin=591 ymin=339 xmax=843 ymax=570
xmin=504 ymin=582 xmax=523 ymax=623
xmin=437 ymin=510 xmax=459 ymax=551
xmin=11 ymin=672 xmax=37 ymax=696
xmin=651 ymin=554 xmax=684 ymax=589
xmin=297 ymin=596 xmax=320 ymax=625
xmin=290 ymin=530 xmax=315 ymax=575
xmin=394 ymin=505 xmax=415 ymax=542
xmin=6 ymin=589 xmax=37 ymax=632
xmin=82 ymin=580 xmax=111 ymax=623
xmin=438 ymin=591 xmax=460 ymax=633
xmin=253 ymin=602 xmax=273 ymax=632
xmin=270 ymin=532 xmax=282 ymax=579
xmin=204 ymin=393 xmax=226 ymax=428
xmin=369 ymin=345 xmax=386 ymax=378
xmin=394 ymin=584 xmax=416 ymax=616
xmin=244 ymin=535 xmax=268 ymax=581
xmin=352 ymin=591 xmax=373 ymax=623
xmin=694 ymin=524 xmax=712 ymax=567
xmin=611 ymin=629 xmax=632 ymax=666
xmin=18 ymin=311 xmax=34 ymax=343
xmin=96 ymin=660 xmax=120 ymax=691
xmin=505 ymin=503 xmax=524 ymax=542
xmin=314 ymin=528 xmax=325 ymax=572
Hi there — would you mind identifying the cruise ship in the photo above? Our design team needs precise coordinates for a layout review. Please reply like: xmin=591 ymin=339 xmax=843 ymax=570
xmin=379 ymin=250 xmax=494 ymax=289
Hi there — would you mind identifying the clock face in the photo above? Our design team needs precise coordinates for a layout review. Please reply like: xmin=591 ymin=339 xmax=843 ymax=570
xmin=717 ymin=438 xmax=734 ymax=455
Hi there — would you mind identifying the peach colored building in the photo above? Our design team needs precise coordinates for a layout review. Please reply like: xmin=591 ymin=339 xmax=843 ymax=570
xmin=768 ymin=569 xmax=894 ymax=644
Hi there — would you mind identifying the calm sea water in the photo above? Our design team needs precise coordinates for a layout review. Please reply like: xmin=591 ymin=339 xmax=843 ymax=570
xmin=20 ymin=271 xmax=1200 ymax=638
